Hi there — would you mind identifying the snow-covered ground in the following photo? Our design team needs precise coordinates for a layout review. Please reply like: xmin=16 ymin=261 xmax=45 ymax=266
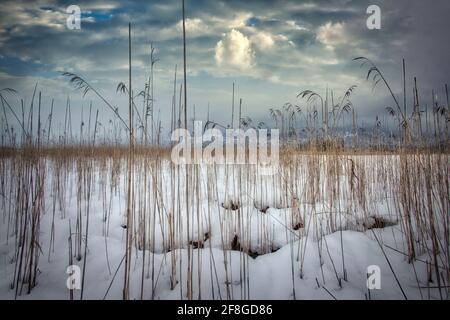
xmin=0 ymin=154 xmax=448 ymax=300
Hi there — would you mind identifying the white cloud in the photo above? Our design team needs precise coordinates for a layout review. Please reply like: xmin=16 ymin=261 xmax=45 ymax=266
xmin=286 ymin=20 xmax=308 ymax=31
xmin=215 ymin=29 xmax=255 ymax=70
xmin=176 ymin=18 xmax=208 ymax=34
xmin=316 ymin=22 xmax=347 ymax=50
xmin=276 ymin=34 xmax=289 ymax=41
xmin=210 ymin=12 xmax=253 ymax=29
xmin=251 ymin=32 xmax=274 ymax=50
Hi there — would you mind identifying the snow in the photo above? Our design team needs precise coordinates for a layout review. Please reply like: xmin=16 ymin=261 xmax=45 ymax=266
xmin=0 ymin=155 xmax=447 ymax=300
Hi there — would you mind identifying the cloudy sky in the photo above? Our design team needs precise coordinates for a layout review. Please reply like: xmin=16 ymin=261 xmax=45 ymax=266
xmin=0 ymin=0 xmax=449 ymax=141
